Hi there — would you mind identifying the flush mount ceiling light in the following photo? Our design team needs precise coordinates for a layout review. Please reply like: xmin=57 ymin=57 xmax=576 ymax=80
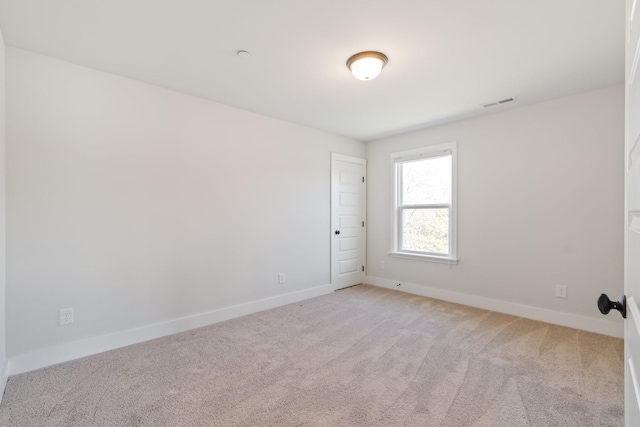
xmin=346 ymin=51 xmax=388 ymax=81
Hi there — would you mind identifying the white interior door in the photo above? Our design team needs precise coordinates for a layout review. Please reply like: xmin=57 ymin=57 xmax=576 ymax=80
xmin=331 ymin=153 xmax=366 ymax=290
xmin=626 ymin=1 xmax=640 ymax=425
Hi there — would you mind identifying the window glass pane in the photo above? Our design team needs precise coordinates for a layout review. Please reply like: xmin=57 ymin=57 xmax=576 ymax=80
xmin=402 ymin=208 xmax=449 ymax=254
xmin=402 ymin=156 xmax=451 ymax=205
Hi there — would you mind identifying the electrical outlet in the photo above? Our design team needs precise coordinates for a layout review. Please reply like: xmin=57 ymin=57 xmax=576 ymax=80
xmin=278 ymin=273 xmax=286 ymax=284
xmin=556 ymin=285 xmax=567 ymax=299
xmin=59 ymin=308 xmax=74 ymax=325
xmin=379 ymin=261 xmax=385 ymax=269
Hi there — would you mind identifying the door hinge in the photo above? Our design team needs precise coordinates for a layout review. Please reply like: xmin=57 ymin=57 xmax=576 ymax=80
xmin=362 ymin=265 xmax=365 ymax=272
xmin=362 ymin=177 xmax=365 ymax=183
xmin=362 ymin=221 xmax=365 ymax=227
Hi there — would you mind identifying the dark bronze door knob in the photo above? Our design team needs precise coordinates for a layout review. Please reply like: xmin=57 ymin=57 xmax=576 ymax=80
xmin=597 ymin=294 xmax=626 ymax=319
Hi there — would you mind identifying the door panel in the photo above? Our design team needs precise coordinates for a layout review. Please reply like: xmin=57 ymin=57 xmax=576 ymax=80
xmin=331 ymin=154 xmax=366 ymax=290
xmin=340 ymin=215 xmax=360 ymax=228
xmin=627 ymin=297 xmax=640 ymax=425
xmin=339 ymin=259 xmax=359 ymax=274
xmin=627 ymin=0 xmax=640 ymax=424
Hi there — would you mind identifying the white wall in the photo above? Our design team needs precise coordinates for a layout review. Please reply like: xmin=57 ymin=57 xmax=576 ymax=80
xmin=0 ymin=27 xmax=7 ymax=388
xmin=366 ymin=86 xmax=625 ymax=336
xmin=6 ymin=48 xmax=364 ymax=370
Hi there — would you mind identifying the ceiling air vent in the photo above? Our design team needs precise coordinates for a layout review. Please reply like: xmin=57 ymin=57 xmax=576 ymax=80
xmin=482 ymin=97 xmax=516 ymax=108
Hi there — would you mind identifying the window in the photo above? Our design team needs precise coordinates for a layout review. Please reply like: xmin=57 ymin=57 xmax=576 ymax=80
xmin=390 ymin=143 xmax=457 ymax=263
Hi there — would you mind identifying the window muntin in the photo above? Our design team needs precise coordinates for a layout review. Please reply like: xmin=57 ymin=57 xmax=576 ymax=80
xmin=391 ymin=143 xmax=457 ymax=262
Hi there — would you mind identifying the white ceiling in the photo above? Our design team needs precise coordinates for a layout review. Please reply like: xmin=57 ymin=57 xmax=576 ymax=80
xmin=0 ymin=0 xmax=625 ymax=141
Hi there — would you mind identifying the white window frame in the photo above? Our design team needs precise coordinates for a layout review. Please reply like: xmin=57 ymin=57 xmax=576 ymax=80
xmin=389 ymin=142 xmax=458 ymax=264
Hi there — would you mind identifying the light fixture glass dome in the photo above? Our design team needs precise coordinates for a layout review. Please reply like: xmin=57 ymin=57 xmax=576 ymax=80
xmin=346 ymin=51 xmax=388 ymax=81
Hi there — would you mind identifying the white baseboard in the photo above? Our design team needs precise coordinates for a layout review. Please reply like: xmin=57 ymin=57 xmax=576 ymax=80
xmin=366 ymin=276 xmax=623 ymax=338
xmin=8 ymin=284 xmax=333 ymax=376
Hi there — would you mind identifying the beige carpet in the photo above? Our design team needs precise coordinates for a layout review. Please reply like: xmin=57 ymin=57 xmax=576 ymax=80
xmin=0 ymin=285 xmax=624 ymax=426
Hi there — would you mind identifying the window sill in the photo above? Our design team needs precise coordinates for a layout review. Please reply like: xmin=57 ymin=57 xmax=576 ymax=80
xmin=388 ymin=251 xmax=458 ymax=265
